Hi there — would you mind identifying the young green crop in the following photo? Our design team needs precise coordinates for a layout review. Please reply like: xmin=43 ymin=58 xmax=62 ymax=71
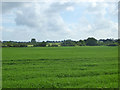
xmin=2 ymin=46 xmax=118 ymax=88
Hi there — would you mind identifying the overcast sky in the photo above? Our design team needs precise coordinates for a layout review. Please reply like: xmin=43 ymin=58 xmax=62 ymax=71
xmin=1 ymin=0 xmax=119 ymax=41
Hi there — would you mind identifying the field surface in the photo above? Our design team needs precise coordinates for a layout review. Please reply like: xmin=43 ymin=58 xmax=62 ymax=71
xmin=2 ymin=46 xmax=118 ymax=88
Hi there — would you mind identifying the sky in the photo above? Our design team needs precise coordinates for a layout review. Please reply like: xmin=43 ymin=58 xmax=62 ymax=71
xmin=1 ymin=0 xmax=119 ymax=42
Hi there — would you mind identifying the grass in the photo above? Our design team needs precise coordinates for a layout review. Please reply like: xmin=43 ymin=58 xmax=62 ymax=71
xmin=2 ymin=46 xmax=118 ymax=88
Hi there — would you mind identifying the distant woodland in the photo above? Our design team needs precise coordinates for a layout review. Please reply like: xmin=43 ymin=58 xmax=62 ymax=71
xmin=1 ymin=37 xmax=119 ymax=47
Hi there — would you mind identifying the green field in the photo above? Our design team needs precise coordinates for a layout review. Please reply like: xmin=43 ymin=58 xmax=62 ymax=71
xmin=2 ymin=46 xmax=118 ymax=88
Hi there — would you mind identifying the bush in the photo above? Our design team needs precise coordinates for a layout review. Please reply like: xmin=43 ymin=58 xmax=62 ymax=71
xmin=107 ymin=43 xmax=118 ymax=46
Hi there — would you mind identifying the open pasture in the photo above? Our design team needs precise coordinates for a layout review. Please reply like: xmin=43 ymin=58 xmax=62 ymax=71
xmin=2 ymin=46 xmax=118 ymax=88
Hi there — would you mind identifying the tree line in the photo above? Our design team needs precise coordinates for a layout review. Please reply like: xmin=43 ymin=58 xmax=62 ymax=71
xmin=1 ymin=37 xmax=120 ymax=47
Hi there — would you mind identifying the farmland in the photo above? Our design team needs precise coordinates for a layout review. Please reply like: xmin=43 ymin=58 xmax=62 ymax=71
xmin=2 ymin=46 xmax=118 ymax=88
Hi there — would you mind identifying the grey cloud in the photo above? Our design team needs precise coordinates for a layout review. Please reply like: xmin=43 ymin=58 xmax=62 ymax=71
xmin=15 ymin=7 xmax=39 ymax=27
xmin=2 ymin=2 xmax=25 ymax=13
xmin=14 ymin=2 xmax=70 ymax=32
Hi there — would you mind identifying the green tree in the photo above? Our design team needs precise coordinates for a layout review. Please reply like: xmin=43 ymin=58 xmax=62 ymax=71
xmin=77 ymin=40 xmax=86 ymax=46
xmin=61 ymin=40 xmax=76 ymax=46
xmin=31 ymin=38 xmax=36 ymax=44
xmin=86 ymin=37 xmax=97 ymax=46
xmin=34 ymin=41 xmax=47 ymax=47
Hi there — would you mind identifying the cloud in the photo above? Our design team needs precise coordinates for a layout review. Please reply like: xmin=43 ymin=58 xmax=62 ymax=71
xmin=2 ymin=2 xmax=25 ymax=14
xmin=66 ymin=6 xmax=74 ymax=11
xmin=2 ymin=2 xmax=72 ymax=41
xmin=86 ymin=2 xmax=108 ymax=17
xmin=2 ymin=1 xmax=118 ymax=41
xmin=14 ymin=2 xmax=70 ymax=31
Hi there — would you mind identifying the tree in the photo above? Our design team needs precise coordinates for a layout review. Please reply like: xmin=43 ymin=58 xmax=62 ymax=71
xmin=0 ymin=41 xmax=2 ymax=47
xmin=5 ymin=41 xmax=13 ymax=47
xmin=34 ymin=41 xmax=47 ymax=47
xmin=77 ymin=40 xmax=86 ymax=46
xmin=31 ymin=38 xmax=36 ymax=44
xmin=40 ymin=41 xmax=47 ymax=47
xmin=61 ymin=40 xmax=76 ymax=46
xmin=118 ymin=39 xmax=120 ymax=45
xmin=86 ymin=37 xmax=97 ymax=46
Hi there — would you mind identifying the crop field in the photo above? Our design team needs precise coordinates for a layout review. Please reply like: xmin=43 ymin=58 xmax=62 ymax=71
xmin=2 ymin=46 xmax=118 ymax=88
